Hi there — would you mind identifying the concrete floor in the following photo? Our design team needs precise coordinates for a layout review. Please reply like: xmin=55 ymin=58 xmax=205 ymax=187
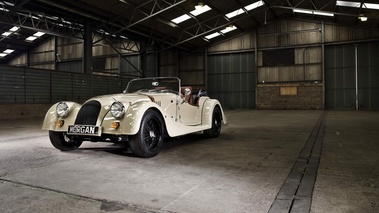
xmin=0 ymin=110 xmax=378 ymax=213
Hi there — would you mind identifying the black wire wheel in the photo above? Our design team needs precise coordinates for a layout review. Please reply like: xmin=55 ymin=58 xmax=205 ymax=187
xmin=204 ymin=106 xmax=222 ymax=138
xmin=129 ymin=109 xmax=164 ymax=158
xmin=49 ymin=131 xmax=83 ymax=151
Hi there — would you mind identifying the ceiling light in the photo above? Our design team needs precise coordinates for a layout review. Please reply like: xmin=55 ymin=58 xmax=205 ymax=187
xmin=0 ymin=53 xmax=7 ymax=57
xmin=33 ymin=32 xmax=45 ymax=37
xmin=358 ymin=14 xmax=368 ymax=21
xmin=313 ymin=11 xmax=334 ymax=17
xmin=293 ymin=9 xmax=334 ymax=17
xmin=293 ymin=9 xmax=313 ymax=15
xmin=26 ymin=36 xmax=37 ymax=41
xmin=3 ymin=49 xmax=14 ymax=54
xmin=195 ymin=1 xmax=204 ymax=10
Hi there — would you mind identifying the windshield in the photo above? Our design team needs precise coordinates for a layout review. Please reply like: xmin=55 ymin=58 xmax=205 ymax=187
xmin=125 ymin=77 xmax=180 ymax=94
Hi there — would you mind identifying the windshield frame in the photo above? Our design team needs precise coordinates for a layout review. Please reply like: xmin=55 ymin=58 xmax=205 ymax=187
xmin=125 ymin=77 xmax=181 ymax=94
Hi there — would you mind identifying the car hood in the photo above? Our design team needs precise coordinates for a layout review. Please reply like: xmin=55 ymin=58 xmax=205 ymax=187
xmin=86 ymin=93 xmax=152 ymax=106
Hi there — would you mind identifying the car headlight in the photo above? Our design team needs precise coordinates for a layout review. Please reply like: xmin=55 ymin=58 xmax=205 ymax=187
xmin=110 ymin=102 xmax=125 ymax=118
xmin=56 ymin=102 xmax=69 ymax=117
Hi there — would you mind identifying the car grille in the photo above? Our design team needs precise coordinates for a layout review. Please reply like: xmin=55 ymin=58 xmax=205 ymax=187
xmin=74 ymin=100 xmax=101 ymax=125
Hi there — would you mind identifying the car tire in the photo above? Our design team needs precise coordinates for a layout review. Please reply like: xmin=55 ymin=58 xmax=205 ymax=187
xmin=204 ymin=106 xmax=222 ymax=138
xmin=129 ymin=109 xmax=164 ymax=158
xmin=49 ymin=131 xmax=82 ymax=151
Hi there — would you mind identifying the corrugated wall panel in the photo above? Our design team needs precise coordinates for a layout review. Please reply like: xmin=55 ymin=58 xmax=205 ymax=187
xmin=25 ymin=70 xmax=50 ymax=103
xmin=208 ymin=52 xmax=255 ymax=109
xmin=0 ymin=67 xmax=25 ymax=103
xmin=325 ymin=42 xmax=379 ymax=109
xmin=120 ymin=55 xmax=140 ymax=77
xmin=51 ymin=72 xmax=73 ymax=103
xmin=145 ymin=53 xmax=157 ymax=77
xmin=357 ymin=43 xmax=379 ymax=109
xmin=325 ymin=44 xmax=356 ymax=109
xmin=72 ymin=74 xmax=91 ymax=103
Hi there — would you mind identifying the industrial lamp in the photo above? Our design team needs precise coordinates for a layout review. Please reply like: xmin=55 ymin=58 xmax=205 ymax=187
xmin=358 ymin=14 xmax=368 ymax=21
xmin=195 ymin=1 xmax=204 ymax=10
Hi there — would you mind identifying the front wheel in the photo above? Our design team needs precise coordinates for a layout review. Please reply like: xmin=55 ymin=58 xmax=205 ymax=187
xmin=204 ymin=106 xmax=222 ymax=138
xmin=129 ymin=110 xmax=164 ymax=158
xmin=49 ymin=131 xmax=82 ymax=151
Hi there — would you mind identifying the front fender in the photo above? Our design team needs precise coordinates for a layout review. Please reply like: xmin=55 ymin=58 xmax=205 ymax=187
xmin=42 ymin=102 xmax=82 ymax=131
xmin=117 ymin=102 xmax=164 ymax=135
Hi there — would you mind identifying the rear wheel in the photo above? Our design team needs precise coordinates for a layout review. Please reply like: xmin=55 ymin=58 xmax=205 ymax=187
xmin=129 ymin=110 xmax=164 ymax=158
xmin=49 ymin=131 xmax=82 ymax=151
xmin=204 ymin=106 xmax=222 ymax=138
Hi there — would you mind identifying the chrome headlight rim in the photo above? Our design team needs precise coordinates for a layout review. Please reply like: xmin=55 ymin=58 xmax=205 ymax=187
xmin=56 ymin=102 xmax=69 ymax=118
xmin=110 ymin=101 xmax=125 ymax=118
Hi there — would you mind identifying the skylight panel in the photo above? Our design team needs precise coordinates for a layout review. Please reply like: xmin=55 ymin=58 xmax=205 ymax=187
xmin=365 ymin=3 xmax=379 ymax=10
xmin=336 ymin=1 xmax=379 ymax=10
xmin=9 ymin=26 xmax=19 ymax=31
xmin=245 ymin=0 xmax=265 ymax=11
xmin=26 ymin=36 xmax=37 ymax=41
xmin=205 ymin=32 xmax=220 ymax=40
xmin=336 ymin=1 xmax=361 ymax=8
xmin=171 ymin=5 xmax=211 ymax=24
xmin=3 ymin=49 xmax=14 ymax=54
xmin=2 ymin=32 xmax=11 ymax=36
xmin=205 ymin=25 xmax=237 ymax=40
xmin=191 ymin=5 xmax=211 ymax=16
xmin=172 ymin=14 xmax=191 ymax=24
xmin=221 ymin=25 xmax=237 ymax=34
xmin=226 ymin=1 xmax=265 ymax=19
xmin=33 ymin=32 xmax=45 ymax=37
xmin=226 ymin=9 xmax=245 ymax=18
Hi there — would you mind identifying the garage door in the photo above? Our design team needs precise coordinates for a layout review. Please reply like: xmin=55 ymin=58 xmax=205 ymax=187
xmin=207 ymin=52 xmax=256 ymax=109
xmin=325 ymin=42 xmax=379 ymax=109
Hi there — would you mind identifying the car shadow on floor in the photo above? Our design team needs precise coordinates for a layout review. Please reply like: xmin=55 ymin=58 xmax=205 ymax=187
xmin=76 ymin=132 xmax=209 ymax=158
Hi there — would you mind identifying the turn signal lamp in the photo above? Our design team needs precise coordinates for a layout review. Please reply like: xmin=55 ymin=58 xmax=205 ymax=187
xmin=56 ymin=120 xmax=64 ymax=127
xmin=111 ymin=121 xmax=120 ymax=129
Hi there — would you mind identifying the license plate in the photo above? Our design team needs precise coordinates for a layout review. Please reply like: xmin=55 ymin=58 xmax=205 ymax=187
xmin=67 ymin=125 xmax=100 ymax=136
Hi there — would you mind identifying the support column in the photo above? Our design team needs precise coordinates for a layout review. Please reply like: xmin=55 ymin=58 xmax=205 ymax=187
xmin=83 ymin=20 xmax=92 ymax=74
xmin=139 ymin=40 xmax=147 ymax=77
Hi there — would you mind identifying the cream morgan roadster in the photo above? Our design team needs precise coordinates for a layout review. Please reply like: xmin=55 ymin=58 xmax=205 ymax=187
xmin=42 ymin=77 xmax=227 ymax=158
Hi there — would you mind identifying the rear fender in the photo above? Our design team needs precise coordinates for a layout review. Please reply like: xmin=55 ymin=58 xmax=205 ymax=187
xmin=201 ymin=99 xmax=227 ymax=127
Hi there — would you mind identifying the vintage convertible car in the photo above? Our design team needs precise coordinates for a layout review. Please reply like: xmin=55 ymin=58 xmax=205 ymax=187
xmin=42 ymin=77 xmax=227 ymax=157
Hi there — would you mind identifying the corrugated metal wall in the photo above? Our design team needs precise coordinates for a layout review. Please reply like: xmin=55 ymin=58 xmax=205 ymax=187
xmin=208 ymin=52 xmax=255 ymax=109
xmin=325 ymin=44 xmax=355 ymax=109
xmin=358 ymin=43 xmax=379 ymax=109
xmin=0 ymin=66 xmax=134 ymax=104
xmin=325 ymin=42 xmax=379 ymax=109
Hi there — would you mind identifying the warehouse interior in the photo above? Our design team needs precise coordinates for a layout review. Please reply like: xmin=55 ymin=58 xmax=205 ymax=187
xmin=0 ymin=0 xmax=378 ymax=213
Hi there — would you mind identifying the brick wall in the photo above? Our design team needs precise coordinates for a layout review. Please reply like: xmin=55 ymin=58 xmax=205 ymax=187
xmin=257 ymin=83 xmax=323 ymax=110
